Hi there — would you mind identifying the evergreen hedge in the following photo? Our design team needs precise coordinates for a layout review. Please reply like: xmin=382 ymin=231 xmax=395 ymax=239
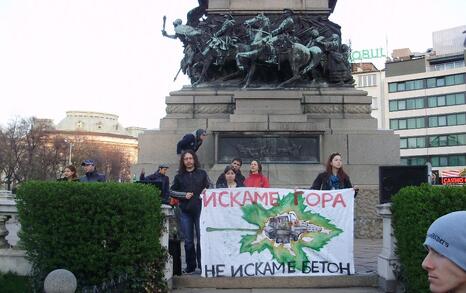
xmin=16 ymin=181 xmax=166 ymax=292
xmin=392 ymin=184 xmax=466 ymax=292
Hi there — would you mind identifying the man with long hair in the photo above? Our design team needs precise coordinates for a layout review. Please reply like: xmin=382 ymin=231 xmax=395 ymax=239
xmin=170 ymin=150 xmax=210 ymax=274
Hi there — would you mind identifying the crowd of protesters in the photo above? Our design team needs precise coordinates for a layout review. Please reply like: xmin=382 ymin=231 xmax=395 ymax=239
xmin=58 ymin=129 xmax=359 ymax=277
xmin=53 ymin=128 xmax=466 ymax=291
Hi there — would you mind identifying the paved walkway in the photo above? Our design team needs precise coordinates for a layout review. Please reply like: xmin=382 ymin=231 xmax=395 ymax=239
xmin=354 ymin=238 xmax=382 ymax=274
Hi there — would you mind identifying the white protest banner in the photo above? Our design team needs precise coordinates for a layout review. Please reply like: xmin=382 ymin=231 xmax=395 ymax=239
xmin=200 ymin=187 xmax=354 ymax=277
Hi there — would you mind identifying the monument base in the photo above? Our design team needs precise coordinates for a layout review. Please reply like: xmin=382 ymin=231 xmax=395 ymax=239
xmin=135 ymin=86 xmax=399 ymax=238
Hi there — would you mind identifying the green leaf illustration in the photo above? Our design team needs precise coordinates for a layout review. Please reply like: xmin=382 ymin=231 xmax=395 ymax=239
xmin=239 ymin=192 xmax=343 ymax=271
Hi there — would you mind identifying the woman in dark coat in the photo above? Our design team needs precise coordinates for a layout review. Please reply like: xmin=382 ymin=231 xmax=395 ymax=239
xmin=216 ymin=166 xmax=245 ymax=188
xmin=311 ymin=152 xmax=359 ymax=196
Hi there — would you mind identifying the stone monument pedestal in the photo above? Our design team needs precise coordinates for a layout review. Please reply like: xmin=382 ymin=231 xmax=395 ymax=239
xmin=136 ymin=86 xmax=399 ymax=238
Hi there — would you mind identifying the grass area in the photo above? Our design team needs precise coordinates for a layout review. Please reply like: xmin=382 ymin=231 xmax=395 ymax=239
xmin=0 ymin=272 xmax=33 ymax=293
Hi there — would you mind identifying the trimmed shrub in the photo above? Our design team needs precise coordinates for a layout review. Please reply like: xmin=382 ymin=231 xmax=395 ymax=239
xmin=392 ymin=184 xmax=466 ymax=292
xmin=16 ymin=181 xmax=166 ymax=292
xmin=0 ymin=272 xmax=33 ymax=293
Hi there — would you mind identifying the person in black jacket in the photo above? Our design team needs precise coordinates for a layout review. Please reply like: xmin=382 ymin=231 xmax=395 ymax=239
xmin=215 ymin=158 xmax=245 ymax=187
xmin=170 ymin=150 xmax=210 ymax=274
xmin=216 ymin=166 xmax=245 ymax=188
xmin=176 ymin=129 xmax=207 ymax=155
xmin=140 ymin=164 xmax=170 ymax=204
xmin=79 ymin=160 xmax=106 ymax=182
xmin=310 ymin=152 xmax=359 ymax=196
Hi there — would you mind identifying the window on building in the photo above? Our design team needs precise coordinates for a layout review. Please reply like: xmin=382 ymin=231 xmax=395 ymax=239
xmin=397 ymin=82 xmax=405 ymax=92
xmin=458 ymin=134 xmax=466 ymax=145
xmin=438 ymin=116 xmax=447 ymax=126
xmin=428 ymin=96 xmax=437 ymax=107
xmin=398 ymin=119 xmax=407 ymax=129
xmin=436 ymin=77 xmax=445 ymax=87
xmin=414 ymin=80 xmax=424 ymax=89
xmin=427 ymin=78 xmax=436 ymax=88
xmin=388 ymin=83 xmax=397 ymax=93
xmin=398 ymin=100 xmax=406 ymax=110
xmin=415 ymin=98 xmax=424 ymax=108
xmin=445 ymin=75 xmax=455 ymax=86
xmin=446 ymin=94 xmax=456 ymax=105
xmin=447 ymin=114 xmax=457 ymax=126
xmin=417 ymin=117 xmax=425 ymax=128
xmin=457 ymin=113 xmax=466 ymax=125
xmin=454 ymin=74 xmax=464 ymax=84
xmin=406 ymin=99 xmax=415 ymax=110
xmin=438 ymin=135 xmax=448 ymax=146
xmin=390 ymin=120 xmax=398 ymax=130
xmin=429 ymin=116 xmax=438 ymax=127
xmin=359 ymin=74 xmax=377 ymax=87
xmin=389 ymin=101 xmax=397 ymax=111
xmin=439 ymin=156 xmax=448 ymax=166
xmin=407 ymin=118 xmax=417 ymax=129
xmin=400 ymin=138 xmax=408 ymax=149
xmin=437 ymin=95 xmax=446 ymax=107
xmin=456 ymin=93 xmax=465 ymax=104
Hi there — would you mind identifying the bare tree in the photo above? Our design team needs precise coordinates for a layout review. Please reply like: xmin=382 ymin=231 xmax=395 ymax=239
xmin=0 ymin=118 xmax=68 ymax=189
xmin=0 ymin=117 xmax=135 ymax=189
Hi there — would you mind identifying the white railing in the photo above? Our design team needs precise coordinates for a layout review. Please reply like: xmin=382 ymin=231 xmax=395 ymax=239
xmin=0 ymin=190 xmax=174 ymax=286
xmin=0 ymin=190 xmax=31 ymax=275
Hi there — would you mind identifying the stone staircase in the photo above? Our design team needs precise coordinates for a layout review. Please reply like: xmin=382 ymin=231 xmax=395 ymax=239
xmin=172 ymin=273 xmax=381 ymax=292
xmin=171 ymin=239 xmax=383 ymax=292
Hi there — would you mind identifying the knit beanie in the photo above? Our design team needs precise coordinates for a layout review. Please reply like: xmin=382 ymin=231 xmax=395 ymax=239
xmin=424 ymin=211 xmax=466 ymax=271
xmin=195 ymin=129 xmax=206 ymax=139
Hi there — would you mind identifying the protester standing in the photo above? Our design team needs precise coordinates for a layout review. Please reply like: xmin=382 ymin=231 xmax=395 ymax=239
xmin=216 ymin=158 xmax=245 ymax=186
xmin=176 ymin=129 xmax=207 ymax=154
xmin=244 ymin=160 xmax=270 ymax=188
xmin=170 ymin=150 xmax=210 ymax=274
xmin=57 ymin=165 xmax=79 ymax=182
xmin=422 ymin=211 xmax=466 ymax=293
xmin=141 ymin=164 xmax=171 ymax=204
xmin=79 ymin=159 xmax=106 ymax=182
xmin=310 ymin=152 xmax=358 ymax=196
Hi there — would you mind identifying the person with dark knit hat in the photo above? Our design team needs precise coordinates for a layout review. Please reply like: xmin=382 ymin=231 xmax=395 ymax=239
xmin=176 ymin=129 xmax=207 ymax=155
xmin=422 ymin=211 xmax=466 ymax=293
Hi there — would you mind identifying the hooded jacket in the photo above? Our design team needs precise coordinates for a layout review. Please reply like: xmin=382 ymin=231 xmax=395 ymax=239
xmin=176 ymin=129 xmax=205 ymax=154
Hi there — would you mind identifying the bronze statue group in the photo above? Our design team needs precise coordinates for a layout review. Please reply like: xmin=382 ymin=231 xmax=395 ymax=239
xmin=162 ymin=9 xmax=354 ymax=88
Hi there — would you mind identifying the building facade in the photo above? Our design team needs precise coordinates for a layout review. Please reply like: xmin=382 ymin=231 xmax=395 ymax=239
xmin=384 ymin=25 xmax=466 ymax=180
xmin=352 ymin=63 xmax=386 ymax=129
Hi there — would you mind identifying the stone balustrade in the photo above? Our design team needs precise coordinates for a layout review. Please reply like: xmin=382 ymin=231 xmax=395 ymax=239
xmin=0 ymin=190 xmax=31 ymax=275
xmin=376 ymin=203 xmax=400 ymax=292
xmin=0 ymin=190 xmax=174 ymax=287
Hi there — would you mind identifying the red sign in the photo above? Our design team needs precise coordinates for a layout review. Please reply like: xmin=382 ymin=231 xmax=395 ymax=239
xmin=441 ymin=177 xmax=466 ymax=185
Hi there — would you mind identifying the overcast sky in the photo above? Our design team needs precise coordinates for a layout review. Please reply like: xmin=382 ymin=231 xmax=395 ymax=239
xmin=0 ymin=0 xmax=465 ymax=129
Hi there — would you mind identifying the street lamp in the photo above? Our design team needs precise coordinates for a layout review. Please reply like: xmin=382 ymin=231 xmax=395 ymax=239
xmin=64 ymin=139 xmax=73 ymax=165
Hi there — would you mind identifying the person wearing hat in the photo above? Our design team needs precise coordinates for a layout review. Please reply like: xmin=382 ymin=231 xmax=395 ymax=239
xmin=79 ymin=159 xmax=106 ymax=182
xmin=422 ymin=211 xmax=466 ymax=293
xmin=141 ymin=164 xmax=170 ymax=204
xmin=176 ymin=129 xmax=207 ymax=155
